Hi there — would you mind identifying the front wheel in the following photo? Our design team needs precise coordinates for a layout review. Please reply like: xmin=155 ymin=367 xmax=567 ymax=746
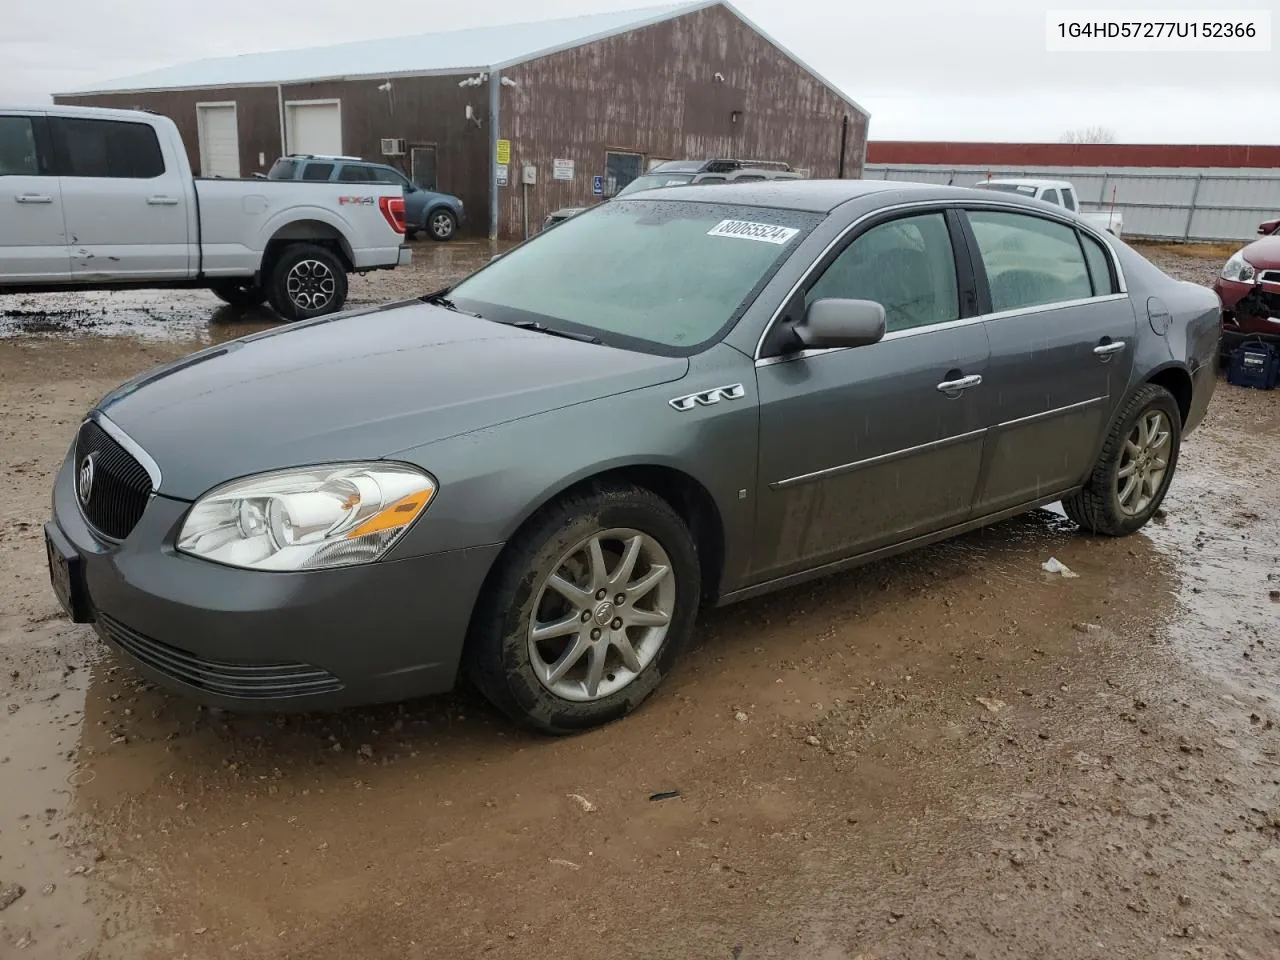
xmin=209 ymin=280 xmax=267 ymax=308
xmin=465 ymin=484 xmax=701 ymax=734
xmin=426 ymin=209 xmax=456 ymax=241
xmin=266 ymin=244 xmax=348 ymax=322
xmin=1062 ymin=383 xmax=1182 ymax=536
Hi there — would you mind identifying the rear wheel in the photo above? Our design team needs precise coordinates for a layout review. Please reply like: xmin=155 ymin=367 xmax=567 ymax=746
xmin=208 ymin=280 xmax=266 ymax=308
xmin=465 ymin=484 xmax=700 ymax=734
xmin=266 ymin=244 xmax=348 ymax=322
xmin=427 ymin=209 xmax=456 ymax=241
xmin=1062 ymin=383 xmax=1182 ymax=536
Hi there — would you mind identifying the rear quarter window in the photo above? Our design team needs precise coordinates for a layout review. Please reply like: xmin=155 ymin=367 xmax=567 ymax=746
xmin=267 ymin=159 xmax=298 ymax=179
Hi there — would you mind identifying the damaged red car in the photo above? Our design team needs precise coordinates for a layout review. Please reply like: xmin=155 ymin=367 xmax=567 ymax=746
xmin=1214 ymin=217 xmax=1280 ymax=358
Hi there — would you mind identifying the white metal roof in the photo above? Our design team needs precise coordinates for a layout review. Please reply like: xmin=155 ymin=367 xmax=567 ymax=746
xmin=55 ymin=0 xmax=866 ymax=115
xmin=59 ymin=3 xmax=696 ymax=93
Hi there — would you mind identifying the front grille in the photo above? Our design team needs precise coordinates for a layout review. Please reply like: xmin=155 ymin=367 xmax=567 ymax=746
xmin=1259 ymin=270 xmax=1280 ymax=285
xmin=98 ymin=614 xmax=344 ymax=700
xmin=75 ymin=420 xmax=152 ymax=540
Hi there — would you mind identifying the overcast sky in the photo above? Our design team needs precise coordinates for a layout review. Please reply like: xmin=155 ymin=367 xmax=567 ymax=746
xmin=3 ymin=0 xmax=1275 ymax=143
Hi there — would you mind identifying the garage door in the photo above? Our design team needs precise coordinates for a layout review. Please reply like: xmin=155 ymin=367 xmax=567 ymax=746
xmin=196 ymin=103 xmax=240 ymax=178
xmin=286 ymin=102 xmax=342 ymax=156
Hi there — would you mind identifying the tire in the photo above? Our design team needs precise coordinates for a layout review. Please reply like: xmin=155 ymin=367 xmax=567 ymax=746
xmin=1062 ymin=383 xmax=1182 ymax=536
xmin=208 ymin=280 xmax=266 ymax=308
xmin=426 ymin=208 xmax=456 ymax=242
xmin=265 ymin=243 xmax=348 ymax=322
xmin=465 ymin=483 xmax=701 ymax=735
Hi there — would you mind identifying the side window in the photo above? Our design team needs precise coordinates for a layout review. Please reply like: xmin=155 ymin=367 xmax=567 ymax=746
xmin=54 ymin=118 xmax=164 ymax=178
xmin=301 ymin=162 xmax=334 ymax=181
xmin=1061 ymin=189 xmax=1077 ymax=212
xmin=0 ymin=116 xmax=41 ymax=176
xmin=968 ymin=210 xmax=1094 ymax=312
xmin=806 ymin=212 xmax=959 ymax=333
xmin=1041 ymin=188 xmax=1060 ymax=206
xmin=337 ymin=164 xmax=377 ymax=182
xmin=1079 ymin=231 xmax=1118 ymax=295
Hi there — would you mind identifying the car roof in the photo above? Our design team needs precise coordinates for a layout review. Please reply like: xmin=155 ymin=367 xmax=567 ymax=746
xmin=629 ymin=178 xmax=1010 ymax=214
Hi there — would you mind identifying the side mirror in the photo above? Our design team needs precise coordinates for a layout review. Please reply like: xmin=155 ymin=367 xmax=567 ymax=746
xmin=1259 ymin=218 xmax=1279 ymax=235
xmin=793 ymin=298 xmax=886 ymax=350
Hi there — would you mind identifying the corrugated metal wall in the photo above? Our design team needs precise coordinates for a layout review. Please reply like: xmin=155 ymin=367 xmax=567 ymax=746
xmin=864 ymin=163 xmax=1280 ymax=242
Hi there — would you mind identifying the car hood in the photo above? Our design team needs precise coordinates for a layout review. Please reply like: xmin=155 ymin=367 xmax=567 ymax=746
xmin=1242 ymin=235 xmax=1280 ymax=269
xmin=97 ymin=301 xmax=689 ymax=500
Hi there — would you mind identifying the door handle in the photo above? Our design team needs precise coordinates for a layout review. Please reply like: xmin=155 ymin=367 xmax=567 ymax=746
xmin=146 ymin=196 xmax=180 ymax=206
xmin=15 ymin=194 xmax=53 ymax=204
xmin=936 ymin=374 xmax=983 ymax=397
xmin=1094 ymin=340 xmax=1127 ymax=359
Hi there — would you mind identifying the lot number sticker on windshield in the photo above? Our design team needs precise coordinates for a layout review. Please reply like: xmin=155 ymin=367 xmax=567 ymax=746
xmin=707 ymin=219 xmax=799 ymax=245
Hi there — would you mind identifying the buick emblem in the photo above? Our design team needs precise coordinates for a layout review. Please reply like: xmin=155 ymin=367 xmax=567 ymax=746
xmin=77 ymin=452 xmax=97 ymax=504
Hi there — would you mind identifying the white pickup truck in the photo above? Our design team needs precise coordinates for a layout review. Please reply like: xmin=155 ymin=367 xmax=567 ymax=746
xmin=971 ymin=177 xmax=1124 ymax=238
xmin=0 ymin=105 xmax=410 ymax=320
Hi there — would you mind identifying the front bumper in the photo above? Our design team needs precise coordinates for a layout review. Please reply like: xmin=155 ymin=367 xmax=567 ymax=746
xmin=48 ymin=448 xmax=502 ymax=711
xmin=1214 ymin=276 xmax=1280 ymax=345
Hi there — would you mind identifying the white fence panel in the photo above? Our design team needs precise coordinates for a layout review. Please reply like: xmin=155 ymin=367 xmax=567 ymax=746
xmin=864 ymin=163 xmax=1280 ymax=242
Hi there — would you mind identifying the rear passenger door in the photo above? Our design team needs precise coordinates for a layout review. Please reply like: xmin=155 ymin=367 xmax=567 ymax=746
xmin=963 ymin=207 xmax=1136 ymax=514
xmin=52 ymin=116 xmax=191 ymax=279
xmin=0 ymin=113 xmax=69 ymax=281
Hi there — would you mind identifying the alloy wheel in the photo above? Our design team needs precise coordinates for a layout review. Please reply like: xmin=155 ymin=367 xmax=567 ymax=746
xmin=1116 ymin=409 xmax=1172 ymax=515
xmin=285 ymin=259 xmax=337 ymax=311
xmin=527 ymin=528 xmax=675 ymax=702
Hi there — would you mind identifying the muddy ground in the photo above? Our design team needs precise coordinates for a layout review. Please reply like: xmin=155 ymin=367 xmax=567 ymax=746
xmin=1 ymin=241 xmax=1278 ymax=960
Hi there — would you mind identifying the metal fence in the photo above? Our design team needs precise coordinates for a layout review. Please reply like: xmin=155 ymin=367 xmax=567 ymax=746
xmin=863 ymin=163 xmax=1280 ymax=243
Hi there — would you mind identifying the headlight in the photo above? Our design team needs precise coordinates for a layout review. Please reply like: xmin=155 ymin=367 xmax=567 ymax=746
xmin=1221 ymin=252 xmax=1256 ymax=283
xmin=176 ymin=462 xmax=435 ymax=571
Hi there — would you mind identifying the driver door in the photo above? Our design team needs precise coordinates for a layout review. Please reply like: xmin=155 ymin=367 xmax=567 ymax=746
xmin=751 ymin=208 xmax=991 ymax=582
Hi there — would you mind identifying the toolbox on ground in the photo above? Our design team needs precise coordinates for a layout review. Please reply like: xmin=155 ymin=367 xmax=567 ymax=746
xmin=1226 ymin=341 xmax=1280 ymax=390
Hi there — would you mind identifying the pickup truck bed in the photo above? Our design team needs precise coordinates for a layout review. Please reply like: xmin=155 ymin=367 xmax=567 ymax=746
xmin=0 ymin=105 xmax=410 ymax=320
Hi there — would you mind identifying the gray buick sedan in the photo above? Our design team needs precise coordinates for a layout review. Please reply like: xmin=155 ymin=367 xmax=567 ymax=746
xmin=46 ymin=180 xmax=1220 ymax=734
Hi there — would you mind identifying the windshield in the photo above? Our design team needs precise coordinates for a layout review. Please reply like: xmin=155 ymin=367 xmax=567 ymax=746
xmin=448 ymin=199 xmax=821 ymax=355
xmin=615 ymin=173 xmax=695 ymax=197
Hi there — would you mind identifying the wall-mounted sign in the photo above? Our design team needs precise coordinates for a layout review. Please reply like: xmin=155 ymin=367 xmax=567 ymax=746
xmin=496 ymin=163 xmax=509 ymax=186
xmin=496 ymin=139 xmax=511 ymax=165
xmin=592 ymin=175 xmax=604 ymax=196
xmin=552 ymin=158 xmax=574 ymax=181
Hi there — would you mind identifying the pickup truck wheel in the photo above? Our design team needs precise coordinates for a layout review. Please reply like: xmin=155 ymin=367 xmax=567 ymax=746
xmin=1062 ymin=384 xmax=1182 ymax=537
xmin=267 ymin=244 xmax=348 ymax=321
xmin=465 ymin=484 xmax=700 ymax=735
xmin=427 ymin=209 xmax=456 ymax=241
xmin=208 ymin=280 xmax=266 ymax=309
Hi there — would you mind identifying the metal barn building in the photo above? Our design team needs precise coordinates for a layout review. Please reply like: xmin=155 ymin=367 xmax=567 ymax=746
xmin=54 ymin=1 xmax=869 ymax=240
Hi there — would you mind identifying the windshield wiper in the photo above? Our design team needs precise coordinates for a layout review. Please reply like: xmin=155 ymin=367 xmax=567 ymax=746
xmin=509 ymin=320 xmax=601 ymax=344
xmin=421 ymin=289 xmax=481 ymax=317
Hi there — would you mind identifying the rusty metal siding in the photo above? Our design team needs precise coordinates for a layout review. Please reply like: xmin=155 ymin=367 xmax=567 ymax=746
xmin=278 ymin=76 xmax=489 ymax=234
xmin=496 ymin=4 xmax=867 ymax=239
xmin=54 ymin=87 xmax=280 ymax=177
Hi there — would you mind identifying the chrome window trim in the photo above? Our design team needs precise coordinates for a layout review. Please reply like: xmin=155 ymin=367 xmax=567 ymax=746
xmin=753 ymin=197 xmax=1130 ymax=365
xmin=770 ymin=428 xmax=988 ymax=490
xmin=87 ymin=410 xmax=163 ymax=489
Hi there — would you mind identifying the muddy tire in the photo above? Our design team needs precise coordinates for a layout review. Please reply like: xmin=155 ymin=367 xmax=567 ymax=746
xmin=266 ymin=244 xmax=348 ymax=322
xmin=1062 ymin=383 xmax=1182 ymax=536
xmin=208 ymin=280 xmax=266 ymax=309
xmin=465 ymin=483 xmax=700 ymax=735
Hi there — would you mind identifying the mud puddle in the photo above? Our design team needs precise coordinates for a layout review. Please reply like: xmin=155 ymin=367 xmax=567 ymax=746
xmin=1 ymin=284 xmax=1278 ymax=957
